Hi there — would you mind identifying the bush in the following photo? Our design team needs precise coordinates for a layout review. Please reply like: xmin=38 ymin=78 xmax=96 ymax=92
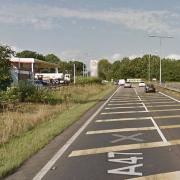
xmin=17 ymin=81 xmax=57 ymax=104
xmin=75 ymin=76 xmax=102 ymax=85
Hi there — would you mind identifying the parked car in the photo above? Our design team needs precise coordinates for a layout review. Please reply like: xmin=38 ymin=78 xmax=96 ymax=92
xmin=124 ymin=82 xmax=132 ymax=88
xmin=118 ymin=79 xmax=125 ymax=86
xmin=145 ymin=84 xmax=156 ymax=93
xmin=139 ymin=81 xmax=145 ymax=87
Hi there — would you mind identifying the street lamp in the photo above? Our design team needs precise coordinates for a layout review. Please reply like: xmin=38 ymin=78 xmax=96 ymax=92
xmin=148 ymin=35 xmax=173 ymax=84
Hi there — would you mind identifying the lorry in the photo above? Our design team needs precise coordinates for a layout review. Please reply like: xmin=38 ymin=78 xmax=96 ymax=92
xmin=35 ymin=73 xmax=71 ymax=85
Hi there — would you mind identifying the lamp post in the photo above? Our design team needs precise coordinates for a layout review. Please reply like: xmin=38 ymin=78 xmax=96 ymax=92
xmin=148 ymin=35 xmax=173 ymax=85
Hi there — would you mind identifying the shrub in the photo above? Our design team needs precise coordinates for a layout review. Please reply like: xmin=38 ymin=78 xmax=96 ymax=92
xmin=75 ymin=76 xmax=102 ymax=85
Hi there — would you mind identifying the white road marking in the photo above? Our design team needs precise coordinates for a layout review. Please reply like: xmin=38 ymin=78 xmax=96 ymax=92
xmin=96 ymin=115 xmax=180 ymax=123
xmin=160 ymin=124 xmax=180 ymax=129
xmin=105 ymin=106 xmax=144 ymax=109
xmin=111 ymin=133 xmax=144 ymax=143
xmin=151 ymin=108 xmax=180 ymax=112
xmin=69 ymin=140 xmax=179 ymax=157
xmin=101 ymin=111 xmax=147 ymax=115
xmin=128 ymin=170 xmax=180 ymax=180
xmin=96 ymin=117 xmax=152 ymax=123
xmin=32 ymin=86 xmax=121 ymax=180
xmin=144 ymin=101 xmax=177 ymax=104
xmin=147 ymin=104 xmax=180 ymax=107
xmin=150 ymin=117 xmax=168 ymax=143
xmin=159 ymin=92 xmax=180 ymax=103
xmin=110 ymin=100 xmax=141 ymax=103
xmin=86 ymin=127 xmax=156 ymax=134
xmin=111 ymin=99 xmax=173 ymax=102
xmin=108 ymin=103 xmax=143 ymax=106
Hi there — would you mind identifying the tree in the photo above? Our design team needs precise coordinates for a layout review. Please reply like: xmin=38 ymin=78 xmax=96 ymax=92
xmin=16 ymin=50 xmax=45 ymax=60
xmin=45 ymin=54 xmax=61 ymax=64
xmin=0 ymin=45 xmax=14 ymax=90
xmin=98 ymin=59 xmax=112 ymax=80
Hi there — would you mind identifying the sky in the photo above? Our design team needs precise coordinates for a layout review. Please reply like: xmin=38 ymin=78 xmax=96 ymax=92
xmin=1 ymin=0 xmax=180 ymax=63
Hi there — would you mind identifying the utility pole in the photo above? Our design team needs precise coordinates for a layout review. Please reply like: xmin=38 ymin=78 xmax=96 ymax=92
xmin=73 ymin=63 xmax=76 ymax=84
xmin=148 ymin=54 xmax=151 ymax=82
xmin=148 ymin=35 xmax=173 ymax=85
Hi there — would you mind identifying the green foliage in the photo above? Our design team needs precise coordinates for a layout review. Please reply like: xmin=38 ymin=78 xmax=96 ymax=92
xmin=76 ymin=76 xmax=102 ymax=85
xmin=16 ymin=81 xmax=57 ymax=103
xmin=98 ymin=59 xmax=112 ymax=80
xmin=16 ymin=50 xmax=45 ymax=60
xmin=45 ymin=54 xmax=61 ymax=64
xmin=0 ymin=45 xmax=14 ymax=91
xmin=98 ymin=55 xmax=180 ymax=82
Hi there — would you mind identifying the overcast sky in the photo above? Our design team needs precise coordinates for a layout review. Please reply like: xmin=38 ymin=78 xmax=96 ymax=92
xmin=1 ymin=0 xmax=180 ymax=62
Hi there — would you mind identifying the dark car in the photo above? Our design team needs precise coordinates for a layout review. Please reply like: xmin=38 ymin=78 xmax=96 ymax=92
xmin=145 ymin=84 xmax=156 ymax=93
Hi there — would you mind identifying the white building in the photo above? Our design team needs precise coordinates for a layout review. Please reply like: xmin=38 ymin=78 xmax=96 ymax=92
xmin=90 ymin=60 xmax=98 ymax=77
xmin=10 ymin=57 xmax=59 ymax=82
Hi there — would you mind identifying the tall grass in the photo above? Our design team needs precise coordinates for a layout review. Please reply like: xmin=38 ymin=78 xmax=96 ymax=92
xmin=0 ymin=84 xmax=111 ymax=145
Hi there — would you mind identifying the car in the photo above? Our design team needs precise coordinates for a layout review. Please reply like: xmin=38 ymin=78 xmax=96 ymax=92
xmin=118 ymin=79 xmax=125 ymax=86
xmin=145 ymin=84 xmax=156 ymax=93
xmin=139 ymin=81 xmax=145 ymax=87
xmin=124 ymin=82 xmax=132 ymax=88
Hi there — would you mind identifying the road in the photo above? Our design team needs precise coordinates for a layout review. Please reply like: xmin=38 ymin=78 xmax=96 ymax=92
xmin=7 ymin=85 xmax=180 ymax=180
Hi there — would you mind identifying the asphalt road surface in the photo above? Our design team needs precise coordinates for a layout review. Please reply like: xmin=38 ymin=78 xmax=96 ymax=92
xmin=7 ymin=85 xmax=180 ymax=180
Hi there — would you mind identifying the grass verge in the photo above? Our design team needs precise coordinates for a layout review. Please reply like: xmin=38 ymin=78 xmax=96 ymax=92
xmin=0 ymin=84 xmax=115 ymax=178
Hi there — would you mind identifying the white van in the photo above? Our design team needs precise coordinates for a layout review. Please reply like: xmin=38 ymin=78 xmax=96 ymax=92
xmin=118 ymin=79 xmax=125 ymax=86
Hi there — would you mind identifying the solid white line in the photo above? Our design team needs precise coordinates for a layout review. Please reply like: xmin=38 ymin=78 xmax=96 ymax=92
xmin=159 ymin=92 xmax=180 ymax=103
xmin=147 ymin=104 xmax=180 ymax=107
xmin=86 ymin=126 xmax=156 ymax=134
xmin=151 ymin=108 xmax=180 ymax=112
xmin=69 ymin=141 xmax=172 ymax=157
xmin=105 ymin=106 xmax=144 ymax=109
xmin=144 ymin=101 xmax=177 ymax=104
xmin=108 ymin=103 xmax=143 ymax=106
xmin=101 ymin=111 xmax=147 ymax=115
xmin=110 ymin=100 xmax=141 ymax=103
xmin=32 ymin=87 xmax=121 ymax=180
xmin=96 ymin=117 xmax=152 ymax=122
xmin=150 ymin=117 xmax=168 ymax=143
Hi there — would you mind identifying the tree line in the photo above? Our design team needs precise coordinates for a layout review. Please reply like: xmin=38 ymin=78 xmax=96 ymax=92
xmin=98 ymin=55 xmax=180 ymax=82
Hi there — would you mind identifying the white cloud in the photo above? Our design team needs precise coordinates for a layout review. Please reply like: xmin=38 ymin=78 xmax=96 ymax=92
xmin=129 ymin=54 xmax=143 ymax=60
xmin=0 ymin=3 xmax=180 ymax=34
xmin=111 ymin=53 xmax=122 ymax=61
xmin=166 ymin=54 xmax=180 ymax=60
xmin=59 ymin=50 xmax=87 ymax=61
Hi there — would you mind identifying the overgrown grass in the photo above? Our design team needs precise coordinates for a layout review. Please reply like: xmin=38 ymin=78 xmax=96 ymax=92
xmin=0 ymin=83 xmax=115 ymax=177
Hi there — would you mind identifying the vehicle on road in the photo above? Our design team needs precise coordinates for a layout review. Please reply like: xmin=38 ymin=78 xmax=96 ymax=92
xmin=139 ymin=81 xmax=145 ymax=87
xmin=145 ymin=84 xmax=156 ymax=93
xmin=124 ymin=82 xmax=132 ymax=88
xmin=118 ymin=79 xmax=125 ymax=86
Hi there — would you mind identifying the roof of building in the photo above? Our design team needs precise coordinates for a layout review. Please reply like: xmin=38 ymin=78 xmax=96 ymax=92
xmin=10 ymin=57 xmax=58 ymax=68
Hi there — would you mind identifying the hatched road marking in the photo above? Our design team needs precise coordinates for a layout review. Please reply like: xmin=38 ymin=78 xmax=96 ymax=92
xmin=110 ymin=133 xmax=144 ymax=143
